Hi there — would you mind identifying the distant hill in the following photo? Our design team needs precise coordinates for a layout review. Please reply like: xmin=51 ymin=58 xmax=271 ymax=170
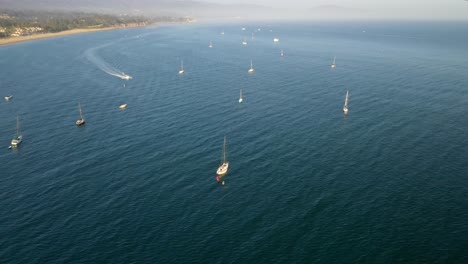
xmin=307 ymin=5 xmax=370 ymax=20
xmin=0 ymin=1 xmax=380 ymax=21
xmin=0 ymin=9 xmax=183 ymax=38
xmin=0 ymin=0 xmax=277 ymax=20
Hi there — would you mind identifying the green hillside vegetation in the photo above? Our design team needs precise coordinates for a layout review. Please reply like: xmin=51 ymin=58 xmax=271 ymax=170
xmin=0 ymin=10 xmax=187 ymax=38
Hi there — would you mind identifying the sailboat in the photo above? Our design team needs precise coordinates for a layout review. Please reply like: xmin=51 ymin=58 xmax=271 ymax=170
xmin=239 ymin=89 xmax=243 ymax=103
xmin=76 ymin=102 xmax=85 ymax=126
xmin=281 ymin=49 xmax=284 ymax=57
xmin=248 ymin=60 xmax=255 ymax=73
xmin=343 ymin=90 xmax=349 ymax=114
xmin=209 ymin=40 xmax=213 ymax=48
xmin=178 ymin=60 xmax=185 ymax=74
xmin=4 ymin=95 xmax=13 ymax=101
xmin=242 ymin=39 xmax=248 ymax=46
xmin=9 ymin=116 xmax=22 ymax=149
xmin=331 ymin=56 xmax=336 ymax=68
xmin=216 ymin=136 xmax=229 ymax=176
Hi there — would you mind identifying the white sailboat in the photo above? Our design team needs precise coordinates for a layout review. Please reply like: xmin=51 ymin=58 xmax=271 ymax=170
xmin=4 ymin=95 xmax=13 ymax=101
xmin=9 ymin=115 xmax=22 ymax=149
xmin=343 ymin=90 xmax=349 ymax=114
xmin=216 ymin=136 xmax=229 ymax=176
xmin=76 ymin=102 xmax=85 ymax=126
xmin=178 ymin=60 xmax=185 ymax=74
xmin=239 ymin=89 xmax=243 ymax=103
xmin=248 ymin=60 xmax=255 ymax=73
xmin=281 ymin=49 xmax=284 ymax=57
xmin=209 ymin=40 xmax=213 ymax=48
xmin=331 ymin=56 xmax=336 ymax=68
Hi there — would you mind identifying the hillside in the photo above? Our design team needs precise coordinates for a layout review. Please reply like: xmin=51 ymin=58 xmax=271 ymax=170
xmin=0 ymin=9 xmax=189 ymax=38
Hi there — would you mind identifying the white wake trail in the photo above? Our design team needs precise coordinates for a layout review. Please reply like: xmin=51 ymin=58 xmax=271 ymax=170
xmin=84 ymin=46 xmax=132 ymax=80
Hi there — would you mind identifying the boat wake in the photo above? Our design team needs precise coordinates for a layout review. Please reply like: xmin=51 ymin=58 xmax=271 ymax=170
xmin=84 ymin=46 xmax=132 ymax=80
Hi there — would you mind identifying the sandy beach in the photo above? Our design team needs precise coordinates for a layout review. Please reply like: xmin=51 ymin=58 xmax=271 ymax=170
xmin=0 ymin=24 xmax=148 ymax=47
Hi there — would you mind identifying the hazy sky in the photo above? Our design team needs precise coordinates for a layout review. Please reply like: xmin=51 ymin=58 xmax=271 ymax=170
xmin=202 ymin=0 xmax=468 ymax=20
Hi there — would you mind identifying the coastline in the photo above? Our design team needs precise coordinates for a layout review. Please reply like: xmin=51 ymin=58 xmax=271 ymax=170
xmin=0 ymin=24 xmax=148 ymax=47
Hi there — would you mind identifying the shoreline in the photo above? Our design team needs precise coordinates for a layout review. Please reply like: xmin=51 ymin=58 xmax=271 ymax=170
xmin=0 ymin=24 xmax=149 ymax=47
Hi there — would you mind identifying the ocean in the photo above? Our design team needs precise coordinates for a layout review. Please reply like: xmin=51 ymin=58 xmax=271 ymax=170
xmin=1 ymin=21 xmax=467 ymax=263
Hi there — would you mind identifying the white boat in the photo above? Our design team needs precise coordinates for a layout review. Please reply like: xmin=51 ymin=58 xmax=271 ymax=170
xmin=281 ymin=49 xmax=284 ymax=57
xmin=9 ymin=116 xmax=22 ymax=149
xmin=76 ymin=102 xmax=85 ymax=126
xmin=4 ymin=95 xmax=13 ymax=101
xmin=343 ymin=90 xmax=349 ymax=114
xmin=119 ymin=103 xmax=128 ymax=109
xmin=239 ymin=89 xmax=243 ymax=103
xmin=251 ymin=33 xmax=254 ymax=39
xmin=242 ymin=39 xmax=247 ymax=46
xmin=209 ymin=40 xmax=213 ymax=48
xmin=273 ymin=38 xmax=279 ymax=42
xmin=331 ymin=56 xmax=336 ymax=68
xmin=216 ymin=136 xmax=229 ymax=176
xmin=121 ymin=73 xmax=132 ymax=80
xmin=221 ymin=30 xmax=225 ymax=35
xmin=178 ymin=60 xmax=185 ymax=74
xmin=248 ymin=60 xmax=255 ymax=73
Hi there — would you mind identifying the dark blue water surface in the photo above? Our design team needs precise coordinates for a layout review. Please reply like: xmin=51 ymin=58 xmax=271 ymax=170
xmin=1 ymin=21 xmax=468 ymax=263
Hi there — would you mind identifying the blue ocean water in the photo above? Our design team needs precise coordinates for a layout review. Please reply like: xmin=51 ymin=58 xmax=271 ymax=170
xmin=1 ymin=21 xmax=468 ymax=263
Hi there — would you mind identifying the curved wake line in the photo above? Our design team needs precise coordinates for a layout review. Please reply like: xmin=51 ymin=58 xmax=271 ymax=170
xmin=84 ymin=45 xmax=132 ymax=80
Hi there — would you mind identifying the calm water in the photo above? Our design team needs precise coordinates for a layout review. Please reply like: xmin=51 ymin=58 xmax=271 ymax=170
xmin=1 ymin=21 xmax=468 ymax=263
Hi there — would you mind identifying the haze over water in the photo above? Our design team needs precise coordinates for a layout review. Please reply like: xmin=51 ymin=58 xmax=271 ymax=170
xmin=1 ymin=21 xmax=468 ymax=263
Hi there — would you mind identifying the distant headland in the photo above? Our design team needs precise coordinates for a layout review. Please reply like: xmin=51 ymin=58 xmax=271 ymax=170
xmin=0 ymin=10 xmax=196 ymax=46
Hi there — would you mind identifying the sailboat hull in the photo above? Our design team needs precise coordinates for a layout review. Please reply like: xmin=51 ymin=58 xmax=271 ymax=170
xmin=10 ymin=136 xmax=22 ymax=147
xmin=76 ymin=119 xmax=85 ymax=126
xmin=217 ymin=162 xmax=229 ymax=175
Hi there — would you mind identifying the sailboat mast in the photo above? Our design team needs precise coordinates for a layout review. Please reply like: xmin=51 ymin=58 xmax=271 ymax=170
xmin=222 ymin=136 xmax=227 ymax=163
xmin=78 ymin=103 xmax=84 ymax=119
xmin=344 ymin=90 xmax=349 ymax=107
xmin=250 ymin=60 xmax=253 ymax=69
xmin=16 ymin=115 xmax=19 ymax=136
xmin=181 ymin=60 xmax=184 ymax=70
